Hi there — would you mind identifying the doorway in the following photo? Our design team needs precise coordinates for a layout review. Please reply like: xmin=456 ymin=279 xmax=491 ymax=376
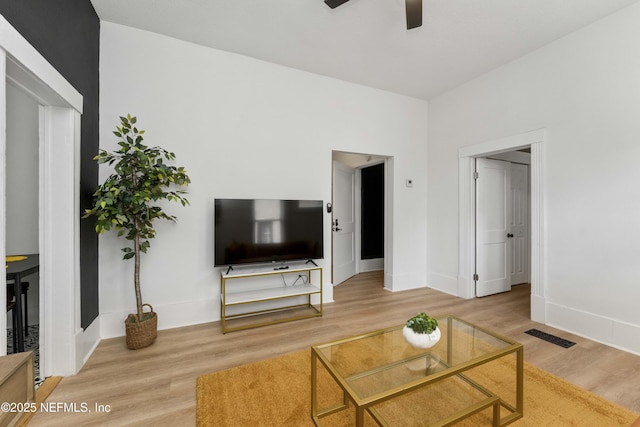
xmin=331 ymin=151 xmax=388 ymax=287
xmin=0 ymin=21 xmax=87 ymax=376
xmin=458 ymin=129 xmax=546 ymax=323
xmin=5 ymin=83 xmax=40 ymax=365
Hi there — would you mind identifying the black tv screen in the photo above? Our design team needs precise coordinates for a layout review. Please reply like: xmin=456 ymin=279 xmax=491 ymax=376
xmin=214 ymin=199 xmax=324 ymax=266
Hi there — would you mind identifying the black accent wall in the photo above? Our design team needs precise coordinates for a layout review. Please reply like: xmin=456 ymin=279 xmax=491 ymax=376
xmin=0 ymin=1 xmax=100 ymax=328
xmin=361 ymin=163 xmax=384 ymax=259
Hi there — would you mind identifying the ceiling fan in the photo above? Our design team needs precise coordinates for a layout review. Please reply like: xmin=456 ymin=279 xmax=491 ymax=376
xmin=324 ymin=0 xmax=422 ymax=30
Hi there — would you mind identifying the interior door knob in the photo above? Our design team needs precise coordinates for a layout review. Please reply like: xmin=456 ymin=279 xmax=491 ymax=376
xmin=507 ymin=233 xmax=514 ymax=238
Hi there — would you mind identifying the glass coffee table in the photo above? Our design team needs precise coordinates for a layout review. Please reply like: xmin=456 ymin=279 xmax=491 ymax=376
xmin=311 ymin=315 xmax=523 ymax=426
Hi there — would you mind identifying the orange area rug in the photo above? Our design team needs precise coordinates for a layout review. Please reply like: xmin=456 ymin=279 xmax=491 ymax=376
xmin=196 ymin=350 xmax=638 ymax=426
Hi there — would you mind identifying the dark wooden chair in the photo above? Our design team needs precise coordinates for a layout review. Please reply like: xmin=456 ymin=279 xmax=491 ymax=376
xmin=5 ymin=281 xmax=29 ymax=336
xmin=6 ymin=285 xmax=18 ymax=352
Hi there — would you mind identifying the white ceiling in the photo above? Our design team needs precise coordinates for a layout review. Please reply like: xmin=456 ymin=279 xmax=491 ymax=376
xmin=90 ymin=0 xmax=640 ymax=100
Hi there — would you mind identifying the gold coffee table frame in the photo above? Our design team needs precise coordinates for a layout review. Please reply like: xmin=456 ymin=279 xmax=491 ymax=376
xmin=311 ymin=316 xmax=523 ymax=426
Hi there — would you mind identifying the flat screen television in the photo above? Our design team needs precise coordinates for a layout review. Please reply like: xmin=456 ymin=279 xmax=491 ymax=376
xmin=214 ymin=198 xmax=324 ymax=267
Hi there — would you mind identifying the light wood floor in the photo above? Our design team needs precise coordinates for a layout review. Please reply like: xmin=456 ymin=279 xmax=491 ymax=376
xmin=29 ymin=271 xmax=640 ymax=425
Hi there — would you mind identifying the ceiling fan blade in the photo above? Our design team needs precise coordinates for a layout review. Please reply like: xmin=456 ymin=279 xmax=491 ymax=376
xmin=406 ymin=0 xmax=422 ymax=29
xmin=324 ymin=0 xmax=350 ymax=9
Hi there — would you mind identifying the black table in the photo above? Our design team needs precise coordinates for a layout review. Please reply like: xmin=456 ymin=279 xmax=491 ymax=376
xmin=6 ymin=254 xmax=39 ymax=353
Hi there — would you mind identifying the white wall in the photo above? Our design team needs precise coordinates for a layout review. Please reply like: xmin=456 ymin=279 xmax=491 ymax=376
xmin=98 ymin=22 xmax=429 ymax=338
xmin=6 ymin=83 xmax=39 ymax=326
xmin=428 ymin=3 xmax=640 ymax=354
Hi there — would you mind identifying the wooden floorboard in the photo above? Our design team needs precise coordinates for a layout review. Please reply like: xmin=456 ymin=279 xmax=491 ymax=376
xmin=29 ymin=271 xmax=640 ymax=425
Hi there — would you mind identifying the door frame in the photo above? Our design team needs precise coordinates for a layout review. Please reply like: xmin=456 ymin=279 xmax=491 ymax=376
xmin=458 ymin=129 xmax=546 ymax=323
xmin=331 ymin=151 xmax=390 ymax=287
xmin=0 ymin=16 xmax=92 ymax=376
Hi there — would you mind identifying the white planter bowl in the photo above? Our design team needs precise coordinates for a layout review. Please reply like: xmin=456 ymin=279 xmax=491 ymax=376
xmin=403 ymin=326 xmax=441 ymax=349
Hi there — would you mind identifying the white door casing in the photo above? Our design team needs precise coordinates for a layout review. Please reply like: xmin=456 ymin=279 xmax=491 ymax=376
xmin=332 ymin=161 xmax=356 ymax=285
xmin=0 ymin=16 xmax=92 ymax=375
xmin=475 ymin=158 xmax=512 ymax=297
xmin=458 ymin=128 xmax=545 ymax=323
xmin=510 ymin=163 xmax=529 ymax=285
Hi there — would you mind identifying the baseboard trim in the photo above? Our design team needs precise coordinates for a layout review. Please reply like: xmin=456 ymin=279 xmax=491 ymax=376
xmin=100 ymin=298 xmax=217 ymax=339
xmin=427 ymin=272 xmax=458 ymax=296
xmin=547 ymin=302 xmax=640 ymax=355
xmin=385 ymin=271 xmax=427 ymax=292
xmin=530 ymin=294 xmax=546 ymax=323
xmin=100 ymin=287 xmax=335 ymax=339
xmin=75 ymin=318 xmax=101 ymax=374
xmin=359 ymin=258 xmax=383 ymax=272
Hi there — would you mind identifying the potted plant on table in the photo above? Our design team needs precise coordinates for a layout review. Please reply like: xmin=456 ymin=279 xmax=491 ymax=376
xmin=403 ymin=312 xmax=441 ymax=349
xmin=83 ymin=114 xmax=191 ymax=350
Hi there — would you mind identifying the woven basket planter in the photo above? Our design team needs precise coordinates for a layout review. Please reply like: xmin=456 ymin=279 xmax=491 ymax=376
xmin=125 ymin=304 xmax=157 ymax=350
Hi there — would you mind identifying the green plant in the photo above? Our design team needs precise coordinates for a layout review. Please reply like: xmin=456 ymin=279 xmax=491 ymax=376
xmin=405 ymin=312 xmax=438 ymax=334
xmin=83 ymin=114 xmax=191 ymax=321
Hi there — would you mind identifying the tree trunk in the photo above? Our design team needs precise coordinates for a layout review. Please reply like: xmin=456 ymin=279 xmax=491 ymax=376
xmin=133 ymin=224 xmax=143 ymax=320
xmin=131 ymin=166 xmax=144 ymax=320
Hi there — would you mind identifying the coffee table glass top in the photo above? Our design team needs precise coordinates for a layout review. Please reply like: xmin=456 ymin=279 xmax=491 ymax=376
xmin=313 ymin=315 xmax=520 ymax=401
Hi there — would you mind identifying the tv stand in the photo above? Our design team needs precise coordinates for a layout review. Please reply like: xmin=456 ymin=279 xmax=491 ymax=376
xmin=220 ymin=263 xmax=323 ymax=333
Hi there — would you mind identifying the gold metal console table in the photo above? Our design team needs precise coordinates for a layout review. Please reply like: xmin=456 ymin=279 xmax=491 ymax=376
xmin=220 ymin=263 xmax=322 ymax=333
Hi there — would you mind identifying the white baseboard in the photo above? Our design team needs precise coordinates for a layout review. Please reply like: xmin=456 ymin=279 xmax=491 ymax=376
xmin=530 ymin=294 xmax=546 ymax=323
xmin=547 ymin=302 xmax=640 ymax=356
xmin=359 ymin=258 xmax=383 ymax=272
xmin=100 ymin=283 xmax=335 ymax=339
xmin=75 ymin=317 xmax=101 ymax=374
xmin=385 ymin=271 xmax=428 ymax=292
xmin=100 ymin=298 xmax=218 ymax=339
xmin=427 ymin=272 xmax=459 ymax=296
xmin=456 ymin=276 xmax=473 ymax=299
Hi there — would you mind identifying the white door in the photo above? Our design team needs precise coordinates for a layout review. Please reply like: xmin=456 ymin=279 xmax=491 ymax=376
xmin=476 ymin=158 xmax=512 ymax=297
xmin=510 ymin=163 xmax=529 ymax=285
xmin=332 ymin=161 xmax=356 ymax=285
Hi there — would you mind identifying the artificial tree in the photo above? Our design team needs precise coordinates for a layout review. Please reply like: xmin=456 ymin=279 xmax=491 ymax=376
xmin=84 ymin=114 xmax=190 ymax=347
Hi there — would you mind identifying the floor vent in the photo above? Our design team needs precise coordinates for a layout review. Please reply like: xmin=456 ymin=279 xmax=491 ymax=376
xmin=525 ymin=329 xmax=576 ymax=348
